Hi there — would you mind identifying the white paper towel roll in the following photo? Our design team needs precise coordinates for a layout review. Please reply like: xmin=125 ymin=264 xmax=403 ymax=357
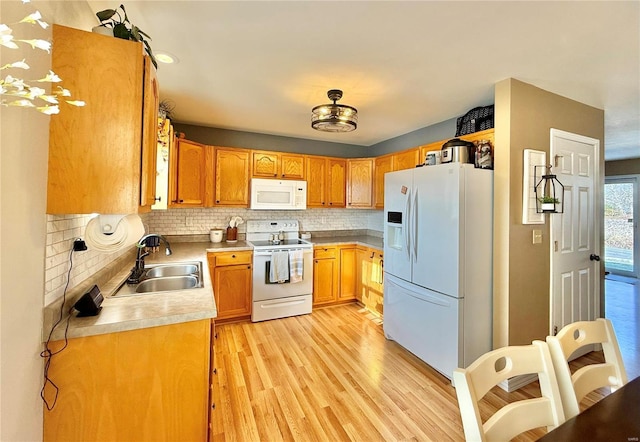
xmin=84 ymin=214 xmax=145 ymax=253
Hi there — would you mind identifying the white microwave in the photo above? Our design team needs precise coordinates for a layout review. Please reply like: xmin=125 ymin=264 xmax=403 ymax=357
xmin=250 ymin=178 xmax=307 ymax=210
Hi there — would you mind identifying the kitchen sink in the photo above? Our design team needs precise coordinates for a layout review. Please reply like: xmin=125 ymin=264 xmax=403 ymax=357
xmin=135 ymin=275 xmax=199 ymax=293
xmin=145 ymin=263 xmax=200 ymax=278
xmin=113 ymin=261 xmax=203 ymax=296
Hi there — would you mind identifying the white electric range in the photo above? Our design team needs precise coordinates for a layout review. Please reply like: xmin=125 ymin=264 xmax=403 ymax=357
xmin=245 ymin=220 xmax=313 ymax=322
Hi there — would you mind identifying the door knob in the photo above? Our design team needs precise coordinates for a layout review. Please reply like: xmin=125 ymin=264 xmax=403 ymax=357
xmin=590 ymin=254 xmax=600 ymax=261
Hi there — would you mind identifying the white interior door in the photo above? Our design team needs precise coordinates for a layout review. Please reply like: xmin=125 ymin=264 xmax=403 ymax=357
xmin=550 ymin=129 xmax=601 ymax=335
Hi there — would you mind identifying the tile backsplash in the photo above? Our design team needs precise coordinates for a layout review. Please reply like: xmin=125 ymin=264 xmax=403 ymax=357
xmin=44 ymin=208 xmax=384 ymax=305
xmin=44 ymin=214 xmax=143 ymax=306
xmin=145 ymin=207 xmax=384 ymax=235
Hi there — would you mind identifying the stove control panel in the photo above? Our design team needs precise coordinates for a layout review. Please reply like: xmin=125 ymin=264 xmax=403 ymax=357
xmin=246 ymin=219 xmax=300 ymax=234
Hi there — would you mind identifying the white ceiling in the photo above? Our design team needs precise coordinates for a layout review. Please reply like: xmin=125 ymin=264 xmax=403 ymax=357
xmin=87 ymin=1 xmax=640 ymax=160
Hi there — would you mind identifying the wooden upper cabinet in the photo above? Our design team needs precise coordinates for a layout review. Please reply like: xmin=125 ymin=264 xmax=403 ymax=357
xmin=392 ymin=148 xmax=420 ymax=171
xmin=280 ymin=154 xmax=305 ymax=179
xmin=252 ymin=151 xmax=278 ymax=178
xmin=214 ymin=147 xmax=251 ymax=206
xmin=374 ymin=155 xmax=392 ymax=209
xmin=305 ymin=156 xmax=327 ymax=208
xmin=347 ymin=158 xmax=373 ymax=208
xmin=252 ymin=151 xmax=305 ymax=179
xmin=47 ymin=25 xmax=147 ymax=214
xmin=170 ymin=138 xmax=206 ymax=207
xmin=140 ymin=56 xmax=159 ymax=209
xmin=327 ymin=158 xmax=346 ymax=207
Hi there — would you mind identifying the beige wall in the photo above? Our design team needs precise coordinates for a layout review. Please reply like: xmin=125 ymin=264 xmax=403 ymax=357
xmin=0 ymin=1 xmax=95 ymax=439
xmin=606 ymin=158 xmax=640 ymax=176
xmin=493 ymin=78 xmax=605 ymax=347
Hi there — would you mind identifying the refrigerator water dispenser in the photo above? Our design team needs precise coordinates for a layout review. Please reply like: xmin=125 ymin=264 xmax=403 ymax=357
xmin=386 ymin=211 xmax=403 ymax=250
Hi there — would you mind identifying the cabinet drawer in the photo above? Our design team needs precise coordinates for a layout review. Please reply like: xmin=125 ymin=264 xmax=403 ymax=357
xmin=213 ymin=251 xmax=252 ymax=266
xmin=314 ymin=247 xmax=337 ymax=259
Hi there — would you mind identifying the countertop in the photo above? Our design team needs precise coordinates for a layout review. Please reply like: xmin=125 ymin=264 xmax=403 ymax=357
xmin=45 ymin=236 xmax=379 ymax=342
xmin=48 ymin=242 xmax=222 ymax=341
xmin=310 ymin=235 xmax=383 ymax=250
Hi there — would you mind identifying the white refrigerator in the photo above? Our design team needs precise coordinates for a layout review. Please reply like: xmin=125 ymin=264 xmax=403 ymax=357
xmin=383 ymin=163 xmax=493 ymax=379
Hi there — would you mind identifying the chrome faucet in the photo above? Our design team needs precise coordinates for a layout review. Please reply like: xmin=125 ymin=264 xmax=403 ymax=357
xmin=127 ymin=234 xmax=172 ymax=284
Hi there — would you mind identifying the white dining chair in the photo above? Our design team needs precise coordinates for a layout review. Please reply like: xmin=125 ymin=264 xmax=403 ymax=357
xmin=453 ymin=340 xmax=565 ymax=442
xmin=546 ymin=317 xmax=628 ymax=419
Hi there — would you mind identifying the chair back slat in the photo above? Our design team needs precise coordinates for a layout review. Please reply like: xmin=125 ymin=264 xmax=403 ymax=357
xmin=547 ymin=318 xmax=628 ymax=419
xmin=454 ymin=340 xmax=565 ymax=442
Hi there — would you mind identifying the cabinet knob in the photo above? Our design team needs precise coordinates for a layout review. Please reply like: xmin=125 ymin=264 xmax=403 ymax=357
xmin=231 ymin=254 xmax=236 ymax=258
xmin=216 ymin=200 xmax=220 ymax=203
xmin=282 ymin=174 xmax=285 ymax=177
xmin=213 ymin=368 xmax=217 ymax=375
xmin=178 ymin=199 xmax=184 ymax=203
xmin=329 ymin=202 xmax=332 ymax=205
xmin=154 ymin=196 xmax=161 ymax=202
xmin=370 ymin=252 xmax=375 ymax=258
xmin=322 ymin=202 xmax=325 ymax=205
xmin=211 ymin=403 xmax=216 ymax=410
xmin=273 ymin=173 xmax=277 ymax=177
xmin=247 ymin=265 xmax=251 ymax=269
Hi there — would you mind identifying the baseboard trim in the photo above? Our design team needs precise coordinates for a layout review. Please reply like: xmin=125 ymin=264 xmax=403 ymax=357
xmin=498 ymin=373 xmax=538 ymax=392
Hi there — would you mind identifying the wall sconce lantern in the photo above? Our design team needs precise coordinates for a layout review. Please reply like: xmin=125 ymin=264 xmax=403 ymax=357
xmin=534 ymin=165 xmax=564 ymax=213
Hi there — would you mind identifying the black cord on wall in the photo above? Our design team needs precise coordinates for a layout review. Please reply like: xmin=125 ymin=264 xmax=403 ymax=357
xmin=40 ymin=243 xmax=78 ymax=410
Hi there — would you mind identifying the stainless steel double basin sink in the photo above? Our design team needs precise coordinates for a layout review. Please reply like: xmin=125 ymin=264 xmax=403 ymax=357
xmin=114 ymin=261 xmax=203 ymax=296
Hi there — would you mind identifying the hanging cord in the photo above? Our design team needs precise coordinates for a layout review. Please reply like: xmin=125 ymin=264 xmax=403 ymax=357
xmin=40 ymin=244 xmax=77 ymax=410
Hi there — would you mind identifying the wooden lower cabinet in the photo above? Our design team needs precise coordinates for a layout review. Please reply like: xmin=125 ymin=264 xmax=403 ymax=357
xmin=207 ymin=251 xmax=252 ymax=322
xmin=312 ymin=246 xmax=338 ymax=305
xmin=43 ymin=320 xmax=211 ymax=442
xmin=339 ymin=246 xmax=357 ymax=301
xmin=313 ymin=245 xmax=358 ymax=306
xmin=356 ymin=246 xmax=384 ymax=316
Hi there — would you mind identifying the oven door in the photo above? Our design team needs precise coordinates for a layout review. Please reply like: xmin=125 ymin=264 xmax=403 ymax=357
xmin=252 ymin=248 xmax=313 ymax=301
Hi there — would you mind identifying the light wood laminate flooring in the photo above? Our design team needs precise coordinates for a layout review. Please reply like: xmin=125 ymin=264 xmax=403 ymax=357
xmin=605 ymin=277 xmax=640 ymax=380
xmin=212 ymin=304 xmax=608 ymax=442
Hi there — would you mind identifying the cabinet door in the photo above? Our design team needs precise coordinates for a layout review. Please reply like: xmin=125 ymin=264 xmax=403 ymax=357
xmin=327 ymin=158 xmax=346 ymax=207
xmin=47 ymin=25 xmax=144 ymax=214
xmin=214 ymin=148 xmax=250 ymax=206
xmin=313 ymin=258 xmax=337 ymax=305
xmin=339 ymin=246 xmax=357 ymax=301
xmin=172 ymin=138 xmax=206 ymax=207
xmin=374 ymin=155 xmax=392 ymax=209
xmin=305 ymin=156 xmax=327 ymax=208
xmin=347 ymin=159 xmax=373 ymax=208
xmin=355 ymin=247 xmax=368 ymax=302
xmin=213 ymin=264 xmax=252 ymax=320
xmin=280 ymin=154 xmax=305 ymax=179
xmin=139 ymin=56 xmax=159 ymax=209
xmin=43 ymin=321 xmax=210 ymax=442
xmin=392 ymin=148 xmax=420 ymax=171
xmin=252 ymin=151 xmax=279 ymax=178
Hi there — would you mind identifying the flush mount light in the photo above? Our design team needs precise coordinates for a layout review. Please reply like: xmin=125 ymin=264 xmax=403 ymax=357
xmin=311 ymin=89 xmax=358 ymax=132
xmin=155 ymin=51 xmax=179 ymax=64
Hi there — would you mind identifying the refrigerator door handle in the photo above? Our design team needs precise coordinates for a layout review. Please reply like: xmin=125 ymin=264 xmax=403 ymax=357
xmin=413 ymin=187 xmax=419 ymax=262
xmin=405 ymin=188 xmax=411 ymax=261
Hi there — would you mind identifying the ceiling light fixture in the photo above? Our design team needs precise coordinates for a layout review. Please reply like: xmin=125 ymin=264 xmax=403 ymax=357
xmin=311 ymin=89 xmax=358 ymax=132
